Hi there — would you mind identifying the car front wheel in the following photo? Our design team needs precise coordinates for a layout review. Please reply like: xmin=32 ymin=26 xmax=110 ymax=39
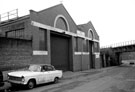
xmin=27 ymin=80 xmax=35 ymax=89
xmin=54 ymin=77 xmax=59 ymax=83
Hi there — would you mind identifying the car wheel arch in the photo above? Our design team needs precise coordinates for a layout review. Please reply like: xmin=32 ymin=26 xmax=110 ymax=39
xmin=28 ymin=78 xmax=36 ymax=83
xmin=54 ymin=77 xmax=59 ymax=83
xmin=27 ymin=78 xmax=36 ymax=89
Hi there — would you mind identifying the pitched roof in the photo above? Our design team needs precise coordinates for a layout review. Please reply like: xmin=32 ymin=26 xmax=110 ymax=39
xmin=37 ymin=4 xmax=77 ymax=26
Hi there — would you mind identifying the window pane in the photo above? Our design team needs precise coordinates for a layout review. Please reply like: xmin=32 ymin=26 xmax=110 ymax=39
xmin=83 ymin=39 xmax=88 ymax=52
xmin=94 ymin=42 xmax=99 ymax=52
xmin=39 ymin=28 xmax=47 ymax=51
xmin=74 ymin=37 xmax=78 ymax=52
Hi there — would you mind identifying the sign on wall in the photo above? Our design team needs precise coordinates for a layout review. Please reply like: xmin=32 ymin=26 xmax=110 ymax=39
xmin=77 ymin=30 xmax=85 ymax=37
xmin=95 ymin=52 xmax=100 ymax=58
xmin=33 ymin=50 xmax=48 ymax=55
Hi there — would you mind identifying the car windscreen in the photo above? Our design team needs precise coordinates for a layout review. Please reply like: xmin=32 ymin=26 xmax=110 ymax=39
xmin=28 ymin=65 xmax=41 ymax=72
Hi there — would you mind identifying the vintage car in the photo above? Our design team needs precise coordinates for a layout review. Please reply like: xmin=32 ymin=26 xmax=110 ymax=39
xmin=7 ymin=64 xmax=63 ymax=89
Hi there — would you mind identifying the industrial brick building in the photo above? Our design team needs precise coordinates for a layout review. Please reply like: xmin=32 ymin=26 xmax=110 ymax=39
xmin=0 ymin=4 xmax=100 ymax=71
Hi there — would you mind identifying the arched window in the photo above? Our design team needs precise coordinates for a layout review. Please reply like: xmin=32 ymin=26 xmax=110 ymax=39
xmin=88 ymin=29 xmax=94 ymax=40
xmin=54 ymin=15 xmax=70 ymax=31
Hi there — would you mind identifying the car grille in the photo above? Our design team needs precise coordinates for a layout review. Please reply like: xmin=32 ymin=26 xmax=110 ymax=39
xmin=9 ymin=76 xmax=22 ymax=81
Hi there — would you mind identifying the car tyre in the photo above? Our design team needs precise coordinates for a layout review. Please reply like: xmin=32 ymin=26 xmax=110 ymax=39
xmin=54 ymin=77 xmax=59 ymax=83
xmin=27 ymin=80 xmax=35 ymax=89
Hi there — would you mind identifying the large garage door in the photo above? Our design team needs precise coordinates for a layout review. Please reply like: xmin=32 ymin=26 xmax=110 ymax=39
xmin=51 ymin=33 xmax=69 ymax=71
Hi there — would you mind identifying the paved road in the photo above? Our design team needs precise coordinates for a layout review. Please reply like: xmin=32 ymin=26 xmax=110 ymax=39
xmin=4 ymin=65 xmax=135 ymax=92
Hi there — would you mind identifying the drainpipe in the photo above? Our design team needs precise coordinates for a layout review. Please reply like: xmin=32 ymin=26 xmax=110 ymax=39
xmin=81 ymin=39 xmax=83 ymax=71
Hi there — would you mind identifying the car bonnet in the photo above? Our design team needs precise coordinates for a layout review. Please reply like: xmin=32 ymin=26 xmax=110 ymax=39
xmin=8 ymin=71 xmax=41 ymax=77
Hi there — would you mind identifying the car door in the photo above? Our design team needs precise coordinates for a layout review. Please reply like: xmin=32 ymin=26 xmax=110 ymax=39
xmin=38 ymin=66 xmax=49 ymax=84
xmin=46 ymin=65 xmax=56 ymax=82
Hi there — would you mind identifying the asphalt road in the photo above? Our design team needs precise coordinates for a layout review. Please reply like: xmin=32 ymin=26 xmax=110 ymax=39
xmin=3 ymin=65 xmax=135 ymax=92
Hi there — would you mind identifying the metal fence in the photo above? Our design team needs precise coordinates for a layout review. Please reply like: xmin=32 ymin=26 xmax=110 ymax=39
xmin=101 ymin=40 xmax=135 ymax=49
xmin=0 ymin=9 xmax=18 ymax=22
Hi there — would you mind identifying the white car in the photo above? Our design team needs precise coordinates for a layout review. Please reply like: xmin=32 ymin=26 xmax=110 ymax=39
xmin=7 ymin=64 xmax=63 ymax=89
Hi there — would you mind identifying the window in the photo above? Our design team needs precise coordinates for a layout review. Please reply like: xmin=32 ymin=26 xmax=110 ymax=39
xmin=83 ymin=39 xmax=89 ymax=52
xmin=42 ymin=65 xmax=54 ymax=71
xmin=88 ymin=29 xmax=94 ymax=40
xmin=74 ymin=37 xmax=78 ymax=52
xmin=5 ymin=22 xmax=30 ymax=39
xmin=54 ymin=15 xmax=70 ymax=31
xmin=56 ymin=17 xmax=68 ymax=31
xmin=47 ymin=66 xmax=54 ymax=71
xmin=6 ymin=28 xmax=25 ymax=39
xmin=74 ymin=37 xmax=83 ymax=52
xmin=94 ymin=42 xmax=99 ymax=52
xmin=39 ymin=28 xmax=47 ymax=51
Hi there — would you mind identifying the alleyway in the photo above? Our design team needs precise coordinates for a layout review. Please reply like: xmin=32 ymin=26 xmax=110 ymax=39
xmin=4 ymin=65 xmax=135 ymax=92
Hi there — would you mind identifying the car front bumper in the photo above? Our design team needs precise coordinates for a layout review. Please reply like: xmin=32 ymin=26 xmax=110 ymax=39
xmin=8 ymin=80 xmax=27 ymax=85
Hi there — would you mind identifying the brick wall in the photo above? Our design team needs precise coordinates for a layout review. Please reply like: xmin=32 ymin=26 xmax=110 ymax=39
xmin=0 ymin=37 xmax=32 ymax=71
xmin=120 ymin=52 xmax=135 ymax=61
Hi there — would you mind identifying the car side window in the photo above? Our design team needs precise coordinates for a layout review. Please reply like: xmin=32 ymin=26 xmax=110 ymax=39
xmin=47 ymin=66 xmax=54 ymax=71
xmin=41 ymin=66 xmax=48 ymax=72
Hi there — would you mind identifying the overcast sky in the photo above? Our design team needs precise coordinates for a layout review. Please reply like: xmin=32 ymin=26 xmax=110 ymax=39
xmin=0 ymin=0 xmax=135 ymax=47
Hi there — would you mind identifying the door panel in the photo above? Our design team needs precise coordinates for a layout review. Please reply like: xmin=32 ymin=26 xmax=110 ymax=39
xmin=37 ymin=72 xmax=49 ymax=84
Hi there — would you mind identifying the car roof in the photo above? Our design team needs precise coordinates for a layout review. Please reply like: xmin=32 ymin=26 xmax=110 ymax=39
xmin=29 ymin=64 xmax=53 ymax=67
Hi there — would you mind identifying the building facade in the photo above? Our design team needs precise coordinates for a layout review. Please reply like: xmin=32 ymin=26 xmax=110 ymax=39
xmin=0 ymin=4 xmax=100 ymax=71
